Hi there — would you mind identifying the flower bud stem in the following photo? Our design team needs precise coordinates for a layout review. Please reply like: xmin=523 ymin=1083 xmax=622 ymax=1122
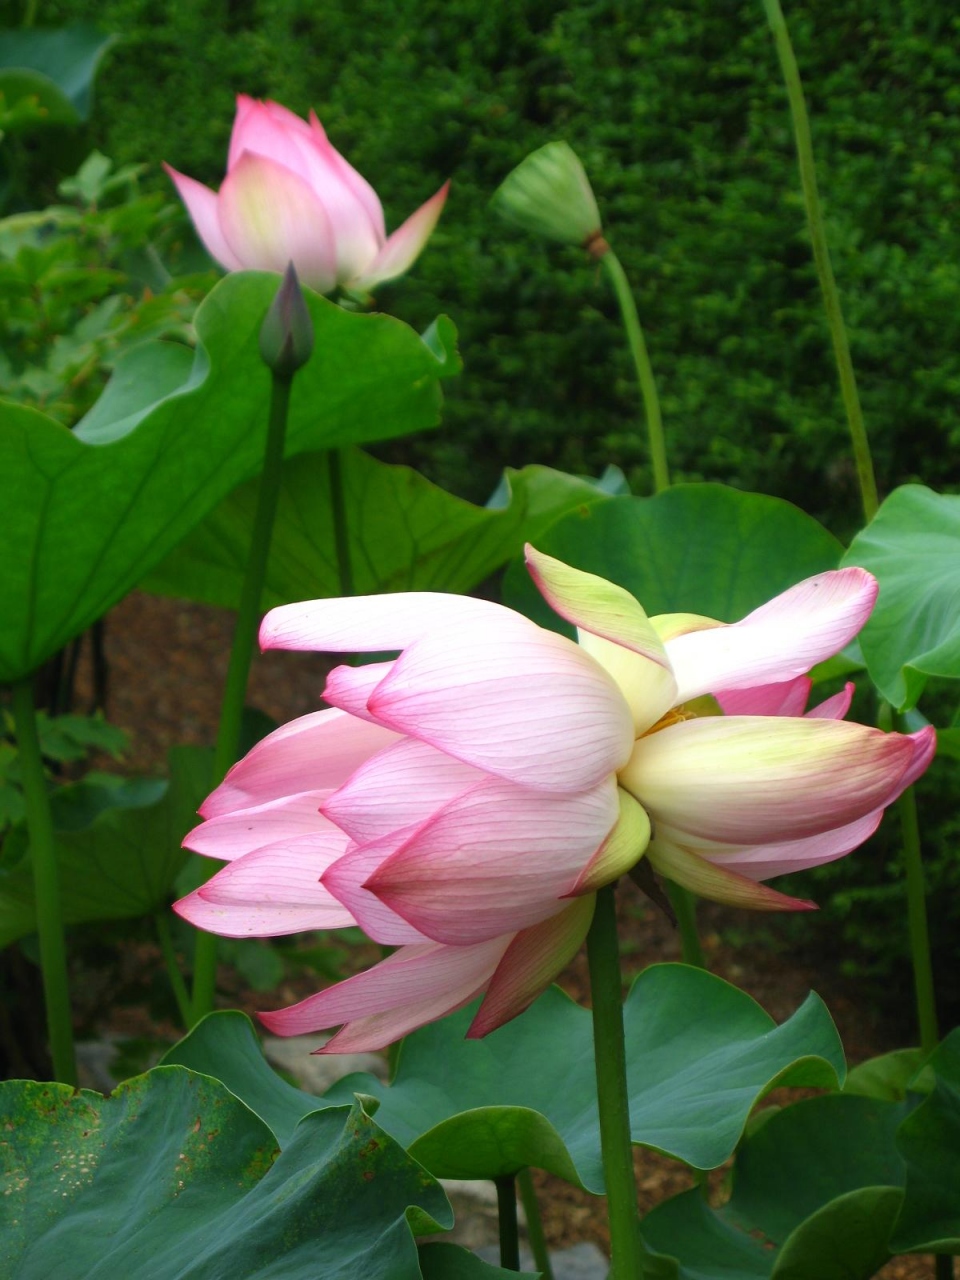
xmin=327 ymin=449 xmax=354 ymax=596
xmin=896 ymin=771 xmax=939 ymax=1057
xmin=599 ymin=249 xmax=669 ymax=496
xmin=495 ymin=1174 xmax=521 ymax=1270
xmin=517 ymin=1168 xmax=555 ymax=1279
xmin=10 ymin=676 xmax=76 ymax=1085
xmin=587 ymin=883 xmax=643 ymax=1279
xmin=761 ymin=0 xmax=878 ymax=523
xmin=190 ymin=369 xmax=295 ymax=1023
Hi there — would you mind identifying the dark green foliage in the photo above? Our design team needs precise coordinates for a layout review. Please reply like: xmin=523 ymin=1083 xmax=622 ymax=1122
xmin=28 ymin=0 xmax=960 ymax=536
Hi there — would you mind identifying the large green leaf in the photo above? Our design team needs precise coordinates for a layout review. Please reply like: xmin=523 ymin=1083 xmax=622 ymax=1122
xmin=0 ymin=1069 xmax=453 ymax=1278
xmin=640 ymin=1093 xmax=910 ymax=1280
xmin=502 ymin=484 xmax=843 ymax=635
xmin=0 ymin=273 xmax=454 ymax=683
xmin=417 ymin=1243 xmax=539 ymax=1279
xmin=890 ymin=1027 xmax=960 ymax=1254
xmin=0 ymin=746 xmax=210 ymax=947
xmin=0 ymin=25 xmax=117 ymax=124
xmin=843 ymin=485 xmax=960 ymax=709
xmin=165 ymin=964 xmax=844 ymax=1193
xmin=143 ymin=453 xmax=608 ymax=609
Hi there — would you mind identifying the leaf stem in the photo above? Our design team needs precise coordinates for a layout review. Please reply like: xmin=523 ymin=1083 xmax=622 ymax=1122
xmin=10 ymin=676 xmax=76 ymax=1085
xmin=666 ymin=881 xmax=706 ymax=968
xmin=761 ymin=0 xmax=878 ymax=522
xmin=190 ymin=370 xmax=294 ymax=1022
xmin=155 ymin=912 xmax=192 ymax=1029
xmin=896 ymin=773 xmax=939 ymax=1057
xmin=517 ymin=1168 xmax=555 ymax=1280
xmin=495 ymin=1174 xmax=520 ymax=1271
xmin=327 ymin=449 xmax=354 ymax=596
xmin=599 ymin=249 xmax=670 ymax=495
xmin=586 ymin=884 xmax=642 ymax=1279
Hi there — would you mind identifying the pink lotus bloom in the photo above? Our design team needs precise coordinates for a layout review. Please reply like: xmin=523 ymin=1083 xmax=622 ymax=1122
xmin=175 ymin=549 xmax=933 ymax=1051
xmin=165 ymin=95 xmax=449 ymax=294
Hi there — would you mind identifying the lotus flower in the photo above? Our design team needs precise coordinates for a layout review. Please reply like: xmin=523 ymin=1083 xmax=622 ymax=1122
xmin=165 ymin=95 xmax=449 ymax=294
xmin=175 ymin=549 xmax=933 ymax=1051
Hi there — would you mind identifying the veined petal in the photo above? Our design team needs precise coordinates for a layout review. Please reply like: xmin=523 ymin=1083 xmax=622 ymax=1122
xmin=622 ymin=716 xmax=917 ymax=844
xmin=174 ymin=830 xmax=354 ymax=936
xmin=367 ymin=775 xmax=619 ymax=944
xmin=218 ymin=152 xmax=338 ymax=291
xmin=322 ymin=737 xmax=482 ymax=844
xmin=323 ymin=660 xmax=395 ymax=722
xmin=259 ymin=937 xmax=508 ymax=1046
xmin=321 ymin=834 xmax=433 ymax=945
xmin=468 ymin=896 xmax=596 ymax=1038
xmin=665 ymin=568 xmax=878 ymax=702
xmin=806 ymin=682 xmax=854 ymax=720
xmin=524 ymin=547 xmax=678 ymax=733
xmin=163 ymin=165 xmax=243 ymax=271
xmin=260 ymin=590 xmax=512 ymax=653
xmin=650 ymin=613 xmax=725 ymax=643
xmin=645 ymin=837 xmax=817 ymax=911
xmin=184 ymin=791 xmax=332 ymax=861
xmin=653 ymin=811 xmax=883 ymax=881
xmin=201 ymin=709 xmax=399 ymax=817
xmin=368 ymin=625 xmax=634 ymax=791
xmin=353 ymin=181 xmax=450 ymax=290
xmin=715 ymin=677 xmax=812 ymax=718
xmin=567 ymin=788 xmax=651 ymax=895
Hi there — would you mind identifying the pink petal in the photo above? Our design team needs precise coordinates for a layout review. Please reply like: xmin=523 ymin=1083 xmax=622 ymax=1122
xmin=525 ymin=546 xmax=678 ymax=734
xmin=323 ymin=660 xmax=395 ymax=722
xmin=622 ymin=716 xmax=917 ymax=845
xmin=309 ymin=110 xmax=386 ymax=241
xmin=655 ymin=811 xmax=883 ymax=881
xmin=665 ymin=568 xmax=878 ymax=702
xmin=163 ymin=165 xmax=243 ymax=271
xmin=201 ymin=709 xmax=399 ymax=817
xmin=367 ymin=775 xmax=619 ymax=944
xmin=468 ymin=896 xmax=596 ymax=1038
xmin=259 ymin=937 xmax=509 ymax=1047
xmin=715 ymin=677 xmax=812 ymax=718
xmin=898 ymin=725 xmax=937 ymax=792
xmin=353 ymin=181 xmax=449 ymax=290
xmin=218 ymin=152 xmax=339 ymax=291
xmin=260 ymin=591 xmax=509 ymax=654
xmin=322 ymin=737 xmax=482 ymax=844
xmin=184 ymin=791 xmax=332 ymax=861
xmin=174 ymin=830 xmax=354 ymax=936
xmin=367 ymin=625 xmax=634 ymax=792
xmin=645 ymin=837 xmax=817 ymax=912
xmin=228 ymin=96 xmax=312 ymax=171
xmin=806 ymin=682 xmax=855 ymax=720
xmin=321 ymin=834 xmax=434 ymax=945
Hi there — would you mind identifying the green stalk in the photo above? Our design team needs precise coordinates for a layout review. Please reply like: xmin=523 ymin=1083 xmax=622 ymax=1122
xmin=327 ymin=449 xmax=354 ymax=596
xmin=10 ymin=677 xmax=76 ymax=1085
xmin=895 ymin=769 xmax=939 ymax=1057
xmin=190 ymin=371 xmax=294 ymax=1022
xmin=935 ymin=1255 xmax=954 ymax=1280
xmin=599 ymin=249 xmax=670 ymax=494
xmin=517 ymin=1168 xmax=555 ymax=1280
xmin=155 ymin=912 xmax=192 ymax=1029
xmin=666 ymin=881 xmax=706 ymax=968
xmin=494 ymin=1174 xmax=520 ymax=1271
xmin=586 ymin=884 xmax=643 ymax=1279
xmin=761 ymin=0 xmax=879 ymax=523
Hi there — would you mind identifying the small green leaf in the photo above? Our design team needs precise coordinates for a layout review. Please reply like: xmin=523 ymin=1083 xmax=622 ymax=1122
xmin=0 ymin=25 xmax=118 ymax=121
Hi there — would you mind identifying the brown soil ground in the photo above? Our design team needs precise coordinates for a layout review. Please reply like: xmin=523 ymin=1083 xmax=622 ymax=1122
xmin=68 ymin=591 xmax=944 ymax=1278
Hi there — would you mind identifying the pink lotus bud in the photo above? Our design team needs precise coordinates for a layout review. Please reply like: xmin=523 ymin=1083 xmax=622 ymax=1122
xmin=165 ymin=95 xmax=449 ymax=294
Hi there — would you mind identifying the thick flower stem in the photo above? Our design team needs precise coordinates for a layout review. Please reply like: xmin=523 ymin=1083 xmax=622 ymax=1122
xmin=761 ymin=0 xmax=879 ymax=523
xmin=10 ymin=676 xmax=76 ymax=1086
xmin=155 ymin=912 xmax=192 ymax=1029
xmin=190 ymin=370 xmax=294 ymax=1023
xmin=666 ymin=882 xmax=706 ymax=969
xmin=587 ymin=884 xmax=643 ymax=1279
xmin=517 ymin=1168 xmax=555 ymax=1280
xmin=495 ymin=1174 xmax=520 ymax=1271
xmin=599 ymin=250 xmax=670 ymax=495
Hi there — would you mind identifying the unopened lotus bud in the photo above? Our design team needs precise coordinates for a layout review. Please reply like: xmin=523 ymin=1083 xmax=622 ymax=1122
xmin=259 ymin=262 xmax=314 ymax=377
xmin=492 ymin=141 xmax=605 ymax=253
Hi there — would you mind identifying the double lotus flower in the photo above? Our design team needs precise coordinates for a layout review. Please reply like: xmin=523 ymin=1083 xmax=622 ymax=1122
xmin=165 ymin=95 xmax=448 ymax=294
xmin=176 ymin=550 xmax=933 ymax=1052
